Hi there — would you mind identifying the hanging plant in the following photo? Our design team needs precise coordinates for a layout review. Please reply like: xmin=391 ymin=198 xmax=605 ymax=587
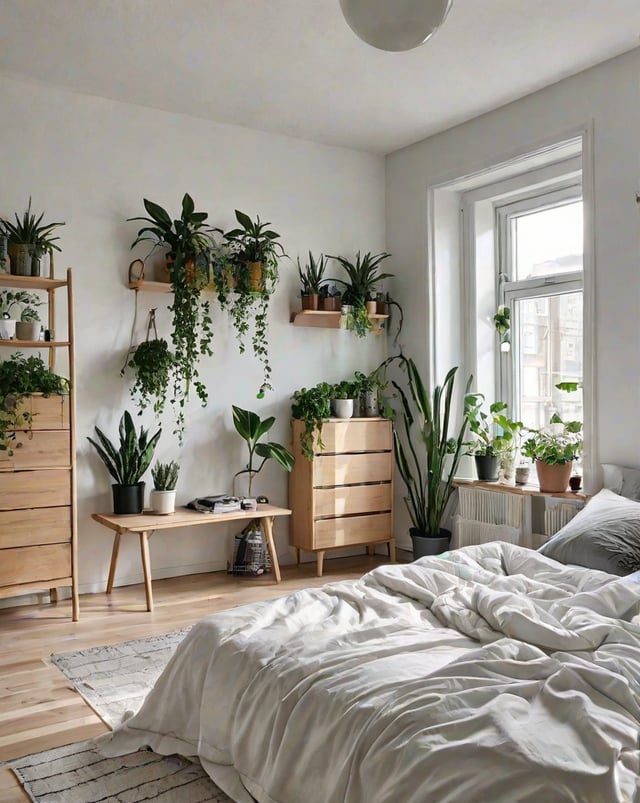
xmin=128 ymin=338 xmax=174 ymax=417
xmin=222 ymin=210 xmax=285 ymax=395
xmin=493 ymin=305 xmax=511 ymax=352
xmin=127 ymin=194 xmax=217 ymax=441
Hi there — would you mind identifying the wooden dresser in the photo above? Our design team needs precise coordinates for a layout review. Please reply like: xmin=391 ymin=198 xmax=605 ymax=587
xmin=289 ymin=417 xmax=395 ymax=576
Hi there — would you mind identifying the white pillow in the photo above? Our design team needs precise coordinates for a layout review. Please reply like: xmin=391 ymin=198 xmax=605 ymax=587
xmin=602 ymin=464 xmax=640 ymax=501
xmin=538 ymin=488 xmax=640 ymax=575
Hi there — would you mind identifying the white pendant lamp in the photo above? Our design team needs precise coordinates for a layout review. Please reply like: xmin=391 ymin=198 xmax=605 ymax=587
xmin=339 ymin=0 xmax=453 ymax=52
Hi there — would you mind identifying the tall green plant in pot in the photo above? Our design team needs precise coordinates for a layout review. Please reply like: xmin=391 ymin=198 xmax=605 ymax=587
xmin=128 ymin=194 xmax=217 ymax=441
xmin=88 ymin=411 xmax=162 ymax=514
xmin=391 ymin=356 xmax=474 ymax=559
xmin=231 ymin=405 xmax=295 ymax=497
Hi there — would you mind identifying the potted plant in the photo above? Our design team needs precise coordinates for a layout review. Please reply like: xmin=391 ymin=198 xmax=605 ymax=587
xmin=231 ymin=405 xmax=295 ymax=498
xmin=128 ymin=194 xmax=217 ymax=441
xmin=1 ymin=198 xmax=65 ymax=276
xmin=329 ymin=251 xmax=394 ymax=337
xmin=222 ymin=211 xmax=286 ymax=395
xmin=291 ymin=382 xmax=334 ymax=460
xmin=390 ymin=356 xmax=474 ymax=559
xmin=353 ymin=369 xmax=387 ymax=418
xmin=150 ymin=460 xmax=180 ymax=515
xmin=521 ymin=415 xmax=582 ymax=493
xmin=318 ymin=282 xmax=342 ymax=311
xmin=0 ymin=353 xmax=69 ymax=455
xmin=14 ymin=292 xmax=42 ymax=341
xmin=87 ymin=410 xmax=162 ymax=514
xmin=493 ymin=305 xmax=511 ymax=352
xmin=297 ymin=251 xmax=327 ymax=310
xmin=465 ymin=397 xmax=523 ymax=482
xmin=126 ymin=337 xmax=175 ymax=418
xmin=330 ymin=379 xmax=358 ymax=419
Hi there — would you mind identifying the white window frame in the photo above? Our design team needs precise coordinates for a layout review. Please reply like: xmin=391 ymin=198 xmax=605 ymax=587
xmin=495 ymin=183 xmax=584 ymax=420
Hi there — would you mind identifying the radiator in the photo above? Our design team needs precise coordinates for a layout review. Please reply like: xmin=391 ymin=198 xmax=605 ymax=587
xmin=544 ymin=502 xmax=582 ymax=537
xmin=452 ymin=487 xmax=528 ymax=549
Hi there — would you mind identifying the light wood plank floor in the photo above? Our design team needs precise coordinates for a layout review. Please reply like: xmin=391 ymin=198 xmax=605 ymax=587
xmin=0 ymin=555 xmax=389 ymax=802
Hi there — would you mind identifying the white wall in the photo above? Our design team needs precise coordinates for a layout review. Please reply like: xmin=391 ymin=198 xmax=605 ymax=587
xmin=386 ymin=48 xmax=640 ymax=547
xmin=0 ymin=75 xmax=387 ymax=596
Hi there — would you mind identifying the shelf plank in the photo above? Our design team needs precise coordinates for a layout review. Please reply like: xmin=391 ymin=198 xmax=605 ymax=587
xmin=290 ymin=310 xmax=389 ymax=330
xmin=0 ymin=274 xmax=66 ymax=290
xmin=0 ymin=339 xmax=70 ymax=348
xmin=453 ymin=478 xmax=588 ymax=501
xmin=128 ymin=279 xmax=173 ymax=293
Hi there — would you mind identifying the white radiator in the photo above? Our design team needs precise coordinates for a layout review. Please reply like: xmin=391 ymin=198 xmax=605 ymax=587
xmin=543 ymin=501 xmax=583 ymax=537
xmin=452 ymin=487 xmax=528 ymax=549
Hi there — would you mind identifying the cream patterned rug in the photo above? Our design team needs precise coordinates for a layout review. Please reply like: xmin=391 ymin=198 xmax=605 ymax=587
xmin=10 ymin=629 xmax=235 ymax=803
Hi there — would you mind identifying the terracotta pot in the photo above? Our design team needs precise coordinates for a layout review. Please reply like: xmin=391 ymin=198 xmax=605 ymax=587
xmin=365 ymin=300 xmax=377 ymax=315
xmin=319 ymin=295 xmax=341 ymax=311
xmin=301 ymin=294 xmax=319 ymax=310
xmin=377 ymin=300 xmax=389 ymax=315
xmin=535 ymin=460 xmax=572 ymax=493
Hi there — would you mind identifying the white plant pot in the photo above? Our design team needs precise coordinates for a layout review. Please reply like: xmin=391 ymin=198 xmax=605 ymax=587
xmin=331 ymin=398 xmax=354 ymax=419
xmin=150 ymin=489 xmax=176 ymax=515
xmin=15 ymin=321 xmax=41 ymax=341
xmin=0 ymin=319 xmax=16 ymax=340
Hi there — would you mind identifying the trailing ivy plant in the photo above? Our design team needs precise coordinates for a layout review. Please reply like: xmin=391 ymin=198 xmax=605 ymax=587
xmin=127 ymin=194 xmax=217 ymax=441
xmin=0 ymin=353 xmax=69 ymax=455
xmin=127 ymin=338 xmax=175 ymax=417
xmin=291 ymin=382 xmax=333 ymax=460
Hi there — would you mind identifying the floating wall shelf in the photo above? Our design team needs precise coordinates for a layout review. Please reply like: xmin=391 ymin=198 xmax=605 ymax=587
xmin=128 ymin=279 xmax=173 ymax=293
xmin=290 ymin=309 xmax=389 ymax=334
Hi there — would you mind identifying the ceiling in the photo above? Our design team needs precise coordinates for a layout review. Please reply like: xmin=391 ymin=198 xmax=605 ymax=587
xmin=1 ymin=0 xmax=638 ymax=154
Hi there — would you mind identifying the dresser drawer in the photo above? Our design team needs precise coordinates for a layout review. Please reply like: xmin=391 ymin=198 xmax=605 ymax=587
xmin=314 ymin=483 xmax=392 ymax=518
xmin=15 ymin=394 xmax=69 ymax=430
xmin=319 ymin=420 xmax=392 ymax=453
xmin=314 ymin=452 xmax=392 ymax=487
xmin=0 ymin=543 xmax=71 ymax=588
xmin=0 ymin=430 xmax=70 ymax=470
xmin=0 ymin=507 xmax=71 ymax=548
xmin=314 ymin=513 xmax=392 ymax=549
xmin=0 ymin=469 xmax=71 ymax=510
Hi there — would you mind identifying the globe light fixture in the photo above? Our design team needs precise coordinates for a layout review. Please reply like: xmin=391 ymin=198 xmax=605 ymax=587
xmin=339 ymin=0 xmax=453 ymax=52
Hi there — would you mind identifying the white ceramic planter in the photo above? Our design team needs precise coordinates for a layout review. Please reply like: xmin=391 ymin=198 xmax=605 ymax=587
xmin=0 ymin=319 xmax=16 ymax=340
xmin=150 ymin=489 xmax=176 ymax=515
xmin=331 ymin=398 xmax=354 ymax=418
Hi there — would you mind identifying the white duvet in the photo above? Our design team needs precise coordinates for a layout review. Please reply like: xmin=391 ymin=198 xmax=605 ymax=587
xmin=99 ymin=543 xmax=640 ymax=803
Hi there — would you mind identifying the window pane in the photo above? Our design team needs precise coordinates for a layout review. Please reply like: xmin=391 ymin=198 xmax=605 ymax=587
xmin=512 ymin=201 xmax=583 ymax=280
xmin=515 ymin=291 xmax=583 ymax=430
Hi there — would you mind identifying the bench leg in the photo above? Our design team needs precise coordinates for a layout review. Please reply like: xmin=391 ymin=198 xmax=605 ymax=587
xmin=106 ymin=532 xmax=121 ymax=594
xmin=139 ymin=531 xmax=154 ymax=612
xmin=262 ymin=517 xmax=281 ymax=584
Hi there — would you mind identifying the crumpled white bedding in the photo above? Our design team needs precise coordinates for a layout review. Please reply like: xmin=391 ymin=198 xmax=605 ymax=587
xmin=98 ymin=543 xmax=640 ymax=803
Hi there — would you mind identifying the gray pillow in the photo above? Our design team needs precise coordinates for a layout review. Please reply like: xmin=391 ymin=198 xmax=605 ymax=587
xmin=538 ymin=489 xmax=640 ymax=575
xmin=602 ymin=463 xmax=640 ymax=502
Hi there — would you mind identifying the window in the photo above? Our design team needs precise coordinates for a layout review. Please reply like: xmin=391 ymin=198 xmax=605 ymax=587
xmin=497 ymin=191 xmax=583 ymax=430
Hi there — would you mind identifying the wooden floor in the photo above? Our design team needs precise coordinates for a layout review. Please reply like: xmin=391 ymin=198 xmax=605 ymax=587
xmin=0 ymin=555 xmax=389 ymax=802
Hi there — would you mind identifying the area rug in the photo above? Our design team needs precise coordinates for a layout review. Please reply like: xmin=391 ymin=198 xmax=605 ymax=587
xmin=49 ymin=628 xmax=192 ymax=727
xmin=10 ymin=628 xmax=235 ymax=803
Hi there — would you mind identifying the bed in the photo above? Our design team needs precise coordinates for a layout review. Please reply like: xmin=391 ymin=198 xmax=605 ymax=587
xmin=98 ymin=528 xmax=640 ymax=803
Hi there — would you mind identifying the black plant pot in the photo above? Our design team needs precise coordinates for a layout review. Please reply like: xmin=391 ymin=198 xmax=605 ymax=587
xmin=112 ymin=482 xmax=145 ymax=515
xmin=474 ymin=455 xmax=500 ymax=482
xmin=410 ymin=527 xmax=451 ymax=560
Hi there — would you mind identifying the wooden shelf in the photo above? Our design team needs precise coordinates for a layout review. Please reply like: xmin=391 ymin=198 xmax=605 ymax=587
xmin=128 ymin=279 xmax=173 ymax=293
xmin=0 ymin=339 xmax=70 ymax=348
xmin=0 ymin=274 xmax=67 ymax=290
xmin=290 ymin=310 xmax=389 ymax=332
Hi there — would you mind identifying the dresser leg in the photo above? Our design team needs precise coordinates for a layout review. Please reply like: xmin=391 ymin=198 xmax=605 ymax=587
xmin=295 ymin=547 xmax=301 ymax=566
xmin=388 ymin=539 xmax=396 ymax=563
xmin=49 ymin=588 xmax=58 ymax=603
xmin=316 ymin=551 xmax=325 ymax=577
xmin=367 ymin=545 xmax=375 ymax=556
